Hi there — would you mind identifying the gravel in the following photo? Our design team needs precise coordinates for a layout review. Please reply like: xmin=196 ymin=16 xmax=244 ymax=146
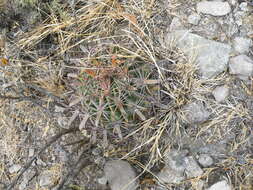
xmin=197 ymin=1 xmax=231 ymax=16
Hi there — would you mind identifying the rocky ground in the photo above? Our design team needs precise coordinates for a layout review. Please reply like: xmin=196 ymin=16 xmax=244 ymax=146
xmin=0 ymin=0 xmax=253 ymax=190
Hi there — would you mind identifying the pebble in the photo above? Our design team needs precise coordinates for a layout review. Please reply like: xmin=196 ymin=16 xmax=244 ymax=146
xmin=104 ymin=160 xmax=138 ymax=190
xmin=197 ymin=1 xmax=231 ymax=16
xmin=229 ymin=55 xmax=253 ymax=79
xmin=39 ymin=172 xmax=54 ymax=187
xmin=212 ymin=85 xmax=229 ymax=103
xmin=207 ymin=180 xmax=231 ymax=190
xmin=233 ymin=37 xmax=252 ymax=54
xmin=198 ymin=154 xmax=214 ymax=167
xmin=183 ymin=102 xmax=210 ymax=124
xmin=239 ymin=2 xmax=249 ymax=12
xmin=192 ymin=179 xmax=205 ymax=190
xmin=184 ymin=156 xmax=204 ymax=178
xmin=188 ymin=13 xmax=201 ymax=25
xmin=169 ymin=17 xmax=184 ymax=31
xmin=97 ymin=176 xmax=108 ymax=185
xmin=9 ymin=164 xmax=21 ymax=174
xmin=28 ymin=148 xmax=35 ymax=157
xmin=157 ymin=166 xmax=185 ymax=184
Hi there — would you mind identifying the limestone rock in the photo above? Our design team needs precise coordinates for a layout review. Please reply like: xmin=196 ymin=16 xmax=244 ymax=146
xmin=183 ymin=102 xmax=210 ymax=124
xmin=39 ymin=172 xmax=54 ymax=187
xmin=198 ymin=154 xmax=214 ymax=167
xmin=207 ymin=180 xmax=231 ymax=190
xmin=104 ymin=160 xmax=138 ymax=190
xmin=188 ymin=13 xmax=201 ymax=25
xmin=166 ymin=30 xmax=231 ymax=78
xmin=233 ymin=37 xmax=252 ymax=54
xmin=197 ymin=1 xmax=231 ymax=16
xmin=157 ymin=150 xmax=203 ymax=184
xmin=229 ymin=55 xmax=253 ymax=80
xmin=212 ymin=85 xmax=229 ymax=103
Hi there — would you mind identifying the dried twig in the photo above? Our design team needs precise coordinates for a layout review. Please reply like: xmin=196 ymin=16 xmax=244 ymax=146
xmin=55 ymin=144 xmax=92 ymax=190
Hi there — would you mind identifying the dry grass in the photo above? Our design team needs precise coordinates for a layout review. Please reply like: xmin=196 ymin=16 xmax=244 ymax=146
xmin=0 ymin=0 xmax=252 ymax=189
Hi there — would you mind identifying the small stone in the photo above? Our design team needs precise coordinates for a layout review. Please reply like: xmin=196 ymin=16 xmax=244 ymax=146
xmin=28 ymin=148 xmax=35 ymax=157
xmin=192 ymin=179 xmax=205 ymax=190
xmin=104 ymin=160 xmax=138 ymax=190
xmin=92 ymin=148 xmax=101 ymax=156
xmin=197 ymin=1 xmax=231 ymax=16
xmin=188 ymin=13 xmax=201 ymax=25
xmin=170 ymin=17 xmax=184 ymax=31
xmin=164 ymin=150 xmax=189 ymax=172
xmin=9 ymin=164 xmax=21 ymax=174
xmin=229 ymin=55 xmax=253 ymax=79
xmin=183 ymin=102 xmax=210 ymax=124
xmin=39 ymin=172 xmax=54 ymax=187
xmin=198 ymin=154 xmax=214 ymax=167
xmin=184 ymin=156 xmax=203 ymax=178
xmin=212 ymin=85 xmax=229 ymax=103
xmin=157 ymin=166 xmax=185 ymax=184
xmin=207 ymin=180 xmax=232 ymax=190
xmin=239 ymin=2 xmax=249 ymax=12
xmin=54 ymin=105 xmax=65 ymax=113
xmin=97 ymin=176 xmax=108 ymax=185
xmin=233 ymin=37 xmax=252 ymax=54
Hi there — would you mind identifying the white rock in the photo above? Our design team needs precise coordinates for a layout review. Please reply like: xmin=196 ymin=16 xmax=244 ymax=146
xmin=183 ymin=102 xmax=210 ymax=124
xmin=39 ymin=172 xmax=54 ymax=187
xmin=197 ymin=1 xmax=231 ymax=16
xmin=158 ymin=150 xmax=203 ymax=183
xmin=198 ymin=154 xmax=214 ymax=167
xmin=9 ymin=164 xmax=21 ymax=174
xmin=212 ymin=85 xmax=229 ymax=103
xmin=157 ymin=166 xmax=185 ymax=184
xmin=166 ymin=30 xmax=231 ymax=78
xmin=233 ymin=37 xmax=252 ymax=54
xmin=207 ymin=180 xmax=232 ymax=190
xmin=28 ymin=148 xmax=35 ymax=157
xmin=229 ymin=55 xmax=253 ymax=79
xmin=184 ymin=156 xmax=203 ymax=178
xmin=188 ymin=13 xmax=201 ymax=25
xmin=97 ymin=176 xmax=108 ymax=185
xmin=170 ymin=17 xmax=184 ymax=31
xmin=104 ymin=160 xmax=138 ymax=190
xmin=239 ymin=2 xmax=249 ymax=12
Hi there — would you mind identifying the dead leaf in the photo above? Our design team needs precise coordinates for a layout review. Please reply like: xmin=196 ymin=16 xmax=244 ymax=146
xmin=83 ymin=69 xmax=97 ymax=78
xmin=0 ymin=58 xmax=8 ymax=66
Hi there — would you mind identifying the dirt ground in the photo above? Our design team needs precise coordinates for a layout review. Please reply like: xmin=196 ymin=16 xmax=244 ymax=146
xmin=0 ymin=0 xmax=252 ymax=190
